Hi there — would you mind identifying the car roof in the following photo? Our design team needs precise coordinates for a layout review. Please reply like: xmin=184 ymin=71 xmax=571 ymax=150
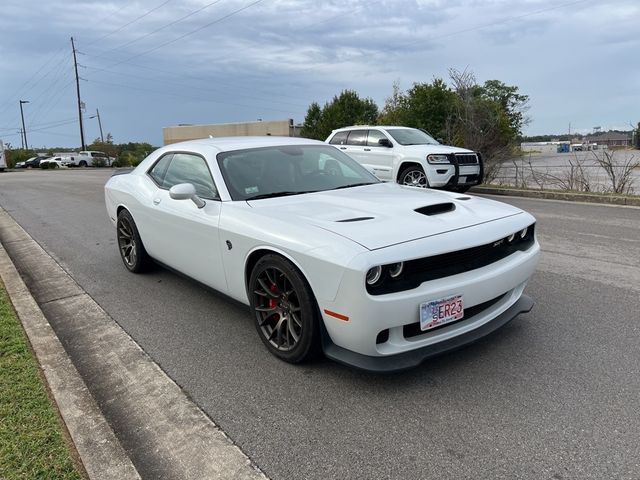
xmin=331 ymin=125 xmax=417 ymax=132
xmin=162 ymin=136 xmax=325 ymax=153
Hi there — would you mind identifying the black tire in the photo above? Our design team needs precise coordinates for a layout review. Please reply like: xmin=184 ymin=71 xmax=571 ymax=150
xmin=79 ymin=160 xmax=88 ymax=167
xmin=450 ymin=185 xmax=471 ymax=193
xmin=399 ymin=165 xmax=429 ymax=188
xmin=116 ymin=210 xmax=151 ymax=273
xmin=249 ymin=254 xmax=320 ymax=363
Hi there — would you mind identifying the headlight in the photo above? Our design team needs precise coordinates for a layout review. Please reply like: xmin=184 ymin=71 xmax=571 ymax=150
xmin=520 ymin=227 xmax=528 ymax=238
xmin=388 ymin=262 xmax=404 ymax=278
xmin=427 ymin=154 xmax=450 ymax=164
xmin=507 ymin=233 xmax=515 ymax=243
xmin=366 ymin=266 xmax=383 ymax=285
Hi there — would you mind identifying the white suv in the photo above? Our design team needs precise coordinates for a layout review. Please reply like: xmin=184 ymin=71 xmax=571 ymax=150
xmin=326 ymin=126 xmax=483 ymax=192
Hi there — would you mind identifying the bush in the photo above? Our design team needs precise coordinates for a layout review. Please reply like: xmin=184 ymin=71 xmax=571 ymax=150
xmin=92 ymin=158 xmax=107 ymax=168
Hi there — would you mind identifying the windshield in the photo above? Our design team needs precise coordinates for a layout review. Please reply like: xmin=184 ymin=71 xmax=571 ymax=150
xmin=387 ymin=128 xmax=439 ymax=146
xmin=217 ymin=144 xmax=380 ymax=201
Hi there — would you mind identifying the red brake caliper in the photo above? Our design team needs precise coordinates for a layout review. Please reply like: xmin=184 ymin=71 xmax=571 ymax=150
xmin=268 ymin=283 xmax=279 ymax=319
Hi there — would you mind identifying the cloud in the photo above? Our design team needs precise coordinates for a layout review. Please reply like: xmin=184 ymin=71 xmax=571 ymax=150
xmin=1 ymin=0 xmax=638 ymax=147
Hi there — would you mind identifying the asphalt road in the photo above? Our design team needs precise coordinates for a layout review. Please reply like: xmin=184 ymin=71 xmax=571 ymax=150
xmin=1 ymin=169 xmax=639 ymax=480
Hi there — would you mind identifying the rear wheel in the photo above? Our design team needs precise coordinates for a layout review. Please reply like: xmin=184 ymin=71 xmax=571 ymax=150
xmin=79 ymin=160 xmax=87 ymax=167
xmin=249 ymin=254 xmax=319 ymax=363
xmin=117 ymin=210 xmax=151 ymax=273
xmin=399 ymin=165 xmax=428 ymax=188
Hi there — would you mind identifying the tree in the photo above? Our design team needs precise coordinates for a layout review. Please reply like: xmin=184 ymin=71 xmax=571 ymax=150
xmin=378 ymin=79 xmax=457 ymax=141
xmin=446 ymin=68 xmax=529 ymax=180
xmin=300 ymin=102 xmax=323 ymax=140
xmin=301 ymin=90 xmax=379 ymax=140
xmin=482 ymin=79 xmax=530 ymax=138
xmin=403 ymin=79 xmax=457 ymax=141
xmin=378 ymin=81 xmax=409 ymax=126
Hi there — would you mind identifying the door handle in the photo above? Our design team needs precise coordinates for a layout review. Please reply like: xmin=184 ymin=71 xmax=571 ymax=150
xmin=153 ymin=198 xmax=161 ymax=205
xmin=340 ymin=147 xmax=347 ymax=150
xmin=364 ymin=148 xmax=371 ymax=151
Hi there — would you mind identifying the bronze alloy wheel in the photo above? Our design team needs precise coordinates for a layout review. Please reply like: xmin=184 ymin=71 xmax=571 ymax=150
xmin=249 ymin=254 xmax=319 ymax=363
xmin=116 ymin=210 xmax=150 ymax=273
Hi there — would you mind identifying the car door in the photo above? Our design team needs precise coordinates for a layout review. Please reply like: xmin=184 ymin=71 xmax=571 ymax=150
xmin=143 ymin=151 xmax=227 ymax=293
xmin=336 ymin=129 xmax=369 ymax=166
xmin=362 ymin=129 xmax=394 ymax=180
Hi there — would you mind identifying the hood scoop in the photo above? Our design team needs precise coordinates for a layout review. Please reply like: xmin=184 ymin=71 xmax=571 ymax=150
xmin=415 ymin=203 xmax=456 ymax=216
xmin=335 ymin=216 xmax=375 ymax=223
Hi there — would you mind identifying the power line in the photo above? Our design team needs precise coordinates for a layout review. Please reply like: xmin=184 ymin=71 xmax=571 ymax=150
xmin=85 ymin=0 xmax=174 ymax=46
xmin=82 ymin=63 xmax=309 ymax=110
xmin=87 ymin=0 xmax=264 ymax=75
xmin=87 ymin=78 xmax=304 ymax=116
xmin=86 ymin=0 xmax=225 ymax=61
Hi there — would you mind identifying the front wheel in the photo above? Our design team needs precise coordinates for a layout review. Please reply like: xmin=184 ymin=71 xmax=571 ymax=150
xmin=399 ymin=165 xmax=429 ymax=188
xmin=117 ymin=210 xmax=151 ymax=272
xmin=249 ymin=254 xmax=319 ymax=363
xmin=79 ymin=160 xmax=88 ymax=167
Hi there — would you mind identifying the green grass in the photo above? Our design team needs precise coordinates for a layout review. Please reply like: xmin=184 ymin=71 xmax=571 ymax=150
xmin=0 ymin=285 xmax=83 ymax=479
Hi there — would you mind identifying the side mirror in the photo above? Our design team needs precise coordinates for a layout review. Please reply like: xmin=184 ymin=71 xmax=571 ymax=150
xmin=169 ymin=183 xmax=206 ymax=208
xmin=378 ymin=138 xmax=392 ymax=148
xmin=436 ymin=138 xmax=444 ymax=144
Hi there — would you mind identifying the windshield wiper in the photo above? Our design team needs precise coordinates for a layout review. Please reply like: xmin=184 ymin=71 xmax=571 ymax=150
xmin=246 ymin=191 xmax=316 ymax=200
xmin=332 ymin=182 xmax=376 ymax=190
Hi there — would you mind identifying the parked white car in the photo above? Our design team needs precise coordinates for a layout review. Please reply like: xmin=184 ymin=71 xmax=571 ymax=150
xmin=326 ymin=126 xmax=483 ymax=192
xmin=40 ymin=156 xmax=72 ymax=168
xmin=104 ymin=136 xmax=538 ymax=372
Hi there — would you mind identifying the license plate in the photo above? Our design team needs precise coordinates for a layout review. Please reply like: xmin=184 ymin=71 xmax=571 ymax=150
xmin=458 ymin=176 xmax=467 ymax=184
xmin=420 ymin=294 xmax=464 ymax=331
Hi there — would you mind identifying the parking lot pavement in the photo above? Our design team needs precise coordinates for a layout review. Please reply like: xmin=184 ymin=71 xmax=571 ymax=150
xmin=1 ymin=169 xmax=639 ymax=479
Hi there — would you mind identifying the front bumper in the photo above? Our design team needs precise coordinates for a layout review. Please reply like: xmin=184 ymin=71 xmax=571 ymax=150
xmin=322 ymin=294 xmax=533 ymax=373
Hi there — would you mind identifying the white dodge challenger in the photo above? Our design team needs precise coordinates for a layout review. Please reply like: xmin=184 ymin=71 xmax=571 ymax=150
xmin=105 ymin=136 xmax=539 ymax=372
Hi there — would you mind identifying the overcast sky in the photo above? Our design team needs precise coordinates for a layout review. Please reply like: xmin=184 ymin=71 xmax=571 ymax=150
xmin=0 ymin=0 xmax=638 ymax=148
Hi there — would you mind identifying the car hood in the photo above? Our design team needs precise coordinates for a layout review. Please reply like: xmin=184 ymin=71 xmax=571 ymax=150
xmin=398 ymin=144 xmax=475 ymax=155
xmin=246 ymin=183 xmax=523 ymax=250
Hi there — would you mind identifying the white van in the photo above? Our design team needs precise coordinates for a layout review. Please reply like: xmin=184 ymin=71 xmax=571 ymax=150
xmin=326 ymin=126 xmax=483 ymax=192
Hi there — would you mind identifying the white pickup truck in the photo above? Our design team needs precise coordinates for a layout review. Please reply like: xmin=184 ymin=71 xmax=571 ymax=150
xmin=326 ymin=126 xmax=483 ymax=192
xmin=64 ymin=150 xmax=113 ymax=167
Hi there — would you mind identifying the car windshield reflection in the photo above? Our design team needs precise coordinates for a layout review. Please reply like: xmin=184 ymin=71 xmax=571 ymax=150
xmin=217 ymin=144 xmax=380 ymax=201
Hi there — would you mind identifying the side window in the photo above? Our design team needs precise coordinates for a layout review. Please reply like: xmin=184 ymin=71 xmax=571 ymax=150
xmin=148 ymin=154 xmax=173 ymax=186
xmin=346 ymin=130 xmax=367 ymax=146
xmin=329 ymin=131 xmax=348 ymax=145
xmin=367 ymin=130 xmax=387 ymax=146
xmin=162 ymin=153 xmax=218 ymax=200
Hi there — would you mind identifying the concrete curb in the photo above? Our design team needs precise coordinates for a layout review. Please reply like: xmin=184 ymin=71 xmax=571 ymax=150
xmin=0 ymin=244 xmax=141 ymax=479
xmin=470 ymin=185 xmax=640 ymax=206
xmin=0 ymin=207 xmax=268 ymax=480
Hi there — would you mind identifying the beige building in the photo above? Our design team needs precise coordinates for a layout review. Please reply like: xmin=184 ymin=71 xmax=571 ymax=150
xmin=162 ymin=119 xmax=301 ymax=145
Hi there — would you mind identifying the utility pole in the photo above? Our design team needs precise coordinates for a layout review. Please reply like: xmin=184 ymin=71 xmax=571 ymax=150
xmin=18 ymin=129 xmax=24 ymax=149
xmin=94 ymin=109 xmax=104 ymax=143
xmin=19 ymin=100 xmax=29 ymax=150
xmin=71 ymin=37 xmax=86 ymax=151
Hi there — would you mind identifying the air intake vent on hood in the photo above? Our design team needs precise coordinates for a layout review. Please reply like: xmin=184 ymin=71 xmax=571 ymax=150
xmin=336 ymin=216 xmax=375 ymax=222
xmin=414 ymin=203 xmax=456 ymax=216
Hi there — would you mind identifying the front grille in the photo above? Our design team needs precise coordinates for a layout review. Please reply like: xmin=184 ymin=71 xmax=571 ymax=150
xmin=367 ymin=223 xmax=535 ymax=295
xmin=455 ymin=153 xmax=478 ymax=164
xmin=403 ymin=292 xmax=507 ymax=339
